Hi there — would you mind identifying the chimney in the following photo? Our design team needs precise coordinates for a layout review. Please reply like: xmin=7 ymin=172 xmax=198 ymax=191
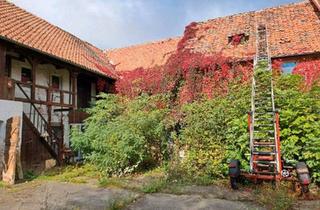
xmin=310 ymin=0 xmax=320 ymax=11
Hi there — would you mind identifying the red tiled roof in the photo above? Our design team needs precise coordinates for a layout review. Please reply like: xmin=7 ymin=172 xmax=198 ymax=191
xmin=0 ymin=0 xmax=117 ymax=79
xmin=184 ymin=1 xmax=320 ymax=60
xmin=105 ymin=37 xmax=180 ymax=72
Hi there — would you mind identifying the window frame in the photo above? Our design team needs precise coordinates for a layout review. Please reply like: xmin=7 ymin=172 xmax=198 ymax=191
xmin=21 ymin=67 xmax=32 ymax=83
xmin=51 ymin=74 xmax=62 ymax=90
xmin=281 ymin=62 xmax=297 ymax=74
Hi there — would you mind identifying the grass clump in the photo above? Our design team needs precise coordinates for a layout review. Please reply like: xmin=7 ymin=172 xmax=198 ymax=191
xmin=107 ymin=196 xmax=136 ymax=210
xmin=140 ymin=178 xmax=167 ymax=193
xmin=36 ymin=164 xmax=101 ymax=184
xmin=255 ymin=183 xmax=296 ymax=210
xmin=98 ymin=177 xmax=129 ymax=189
xmin=0 ymin=181 xmax=8 ymax=188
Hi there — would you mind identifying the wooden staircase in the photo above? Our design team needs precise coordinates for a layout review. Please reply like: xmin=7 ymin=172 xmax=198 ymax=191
xmin=249 ymin=25 xmax=281 ymax=176
xmin=16 ymin=83 xmax=62 ymax=164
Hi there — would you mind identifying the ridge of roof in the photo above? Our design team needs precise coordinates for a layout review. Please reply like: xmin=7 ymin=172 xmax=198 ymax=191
xmin=184 ymin=0 xmax=320 ymax=59
xmin=105 ymin=37 xmax=181 ymax=52
xmin=197 ymin=1 xmax=307 ymax=25
xmin=106 ymin=37 xmax=181 ymax=71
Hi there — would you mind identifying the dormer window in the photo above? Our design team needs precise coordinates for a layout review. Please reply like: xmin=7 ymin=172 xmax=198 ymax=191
xmin=228 ymin=33 xmax=249 ymax=46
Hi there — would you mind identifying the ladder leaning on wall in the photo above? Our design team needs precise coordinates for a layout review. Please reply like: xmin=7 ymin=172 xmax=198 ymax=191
xmin=228 ymin=24 xmax=311 ymax=194
xmin=249 ymin=24 xmax=282 ymax=178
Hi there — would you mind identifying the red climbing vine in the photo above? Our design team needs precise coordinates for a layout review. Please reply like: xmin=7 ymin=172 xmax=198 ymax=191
xmin=115 ymin=22 xmax=253 ymax=104
xmin=230 ymin=34 xmax=244 ymax=46
xmin=97 ymin=78 xmax=107 ymax=92
xmin=293 ymin=60 xmax=320 ymax=90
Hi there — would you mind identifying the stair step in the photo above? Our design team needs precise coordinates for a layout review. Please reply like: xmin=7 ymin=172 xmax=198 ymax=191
xmin=255 ymin=156 xmax=275 ymax=161
xmin=253 ymin=160 xmax=277 ymax=165
xmin=255 ymin=94 xmax=272 ymax=98
xmin=256 ymin=163 xmax=274 ymax=168
xmin=255 ymin=84 xmax=271 ymax=89
xmin=254 ymin=124 xmax=274 ymax=127
xmin=255 ymin=102 xmax=272 ymax=106
xmin=254 ymin=137 xmax=275 ymax=141
xmin=255 ymin=99 xmax=272 ymax=103
xmin=255 ymin=112 xmax=274 ymax=115
xmin=255 ymin=107 xmax=273 ymax=111
xmin=254 ymin=143 xmax=276 ymax=147
xmin=252 ymin=170 xmax=277 ymax=175
xmin=255 ymin=118 xmax=274 ymax=122
xmin=253 ymin=130 xmax=274 ymax=134
xmin=253 ymin=151 xmax=276 ymax=155
xmin=255 ymin=91 xmax=272 ymax=96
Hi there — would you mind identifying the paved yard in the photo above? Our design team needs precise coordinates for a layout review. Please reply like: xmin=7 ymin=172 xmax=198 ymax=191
xmin=0 ymin=181 xmax=319 ymax=210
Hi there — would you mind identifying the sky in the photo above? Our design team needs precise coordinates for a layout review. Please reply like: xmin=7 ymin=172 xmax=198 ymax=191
xmin=11 ymin=0 xmax=299 ymax=50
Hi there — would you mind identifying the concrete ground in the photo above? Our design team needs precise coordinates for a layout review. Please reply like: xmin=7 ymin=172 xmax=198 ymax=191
xmin=0 ymin=181 xmax=319 ymax=210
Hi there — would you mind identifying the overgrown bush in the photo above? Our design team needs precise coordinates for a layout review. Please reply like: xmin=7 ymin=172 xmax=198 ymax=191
xmin=177 ymin=83 xmax=251 ymax=178
xmin=275 ymin=75 xmax=320 ymax=182
xmin=177 ymin=74 xmax=320 ymax=182
xmin=73 ymin=74 xmax=319 ymax=183
xmin=71 ymin=94 xmax=170 ymax=176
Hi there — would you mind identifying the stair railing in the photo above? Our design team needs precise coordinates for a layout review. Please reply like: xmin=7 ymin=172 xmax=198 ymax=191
xmin=15 ymin=82 xmax=61 ymax=162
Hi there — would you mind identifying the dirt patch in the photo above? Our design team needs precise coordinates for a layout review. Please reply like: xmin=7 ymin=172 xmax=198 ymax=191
xmin=0 ymin=181 xmax=138 ymax=210
xmin=0 ymin=179 xmax=319 ymax=210
xmin=128 ymin=193 xmax=264 ymax=210
xmin=164 ymin=185 xmax=254 ymax=201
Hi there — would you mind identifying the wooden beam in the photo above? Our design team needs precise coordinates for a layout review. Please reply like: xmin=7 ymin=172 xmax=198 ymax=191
xmin=29 ymin=57 xmax=39 ymax=101
xmin=310 ymin=0 xmax=320 ymax=11
xmin=0 ymin=41 xmax=6 ymax=77
xmin=71 ymin=71 xmax=78 ymax=110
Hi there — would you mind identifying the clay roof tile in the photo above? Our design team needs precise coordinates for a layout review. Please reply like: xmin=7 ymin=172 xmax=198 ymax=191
xmin=0 ymin=0 xmax=116 ymax=79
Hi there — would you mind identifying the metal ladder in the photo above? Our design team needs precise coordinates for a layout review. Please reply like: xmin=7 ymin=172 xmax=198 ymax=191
xmin=249 ymin=24 xmax=281 ymax=176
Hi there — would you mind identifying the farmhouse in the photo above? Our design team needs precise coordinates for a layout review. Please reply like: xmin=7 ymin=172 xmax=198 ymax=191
xmin=0 ymin=0 xmax=320 ymax=183
xmin=0 ymin=0 xmax=116 ymax=181
xmin=107 ymin=0 xmax=320 ymax=75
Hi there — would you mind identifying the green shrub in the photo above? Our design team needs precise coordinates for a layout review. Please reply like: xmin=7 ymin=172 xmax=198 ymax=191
xmin=275 ymin=75 xmax=320 ymax=182
xmin=72 ymin=74 xmax=320 ymax=183
xmin=178 ymin=83 xmax=251 ymax=178
xmin=71 ymin=94 xmax=170 ymax=176
xmin=177 ymin=74 xmax=320 ymax=182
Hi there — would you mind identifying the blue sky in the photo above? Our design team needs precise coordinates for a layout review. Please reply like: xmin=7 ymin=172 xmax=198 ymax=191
xmin=11 ymin=0 xmax=299 ymax=49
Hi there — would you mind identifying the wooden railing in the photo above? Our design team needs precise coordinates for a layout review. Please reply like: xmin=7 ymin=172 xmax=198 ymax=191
xmin=13 ymin=80 xmax=75 ymax=107
xmin=16 ymin=82 xmax=62 ymax=163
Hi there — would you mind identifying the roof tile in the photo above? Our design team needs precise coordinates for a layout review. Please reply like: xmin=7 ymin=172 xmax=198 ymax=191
xmin=106 ymin=37 xmax=180 ymax=72
xmin=0 ymin=0 xmax=116 ymax=79
xmin=186 ymin=1 xmax=320 ymax=59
